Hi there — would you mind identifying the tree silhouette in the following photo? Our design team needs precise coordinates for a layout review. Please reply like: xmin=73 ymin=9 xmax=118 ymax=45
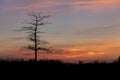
xmin=19 ymin=12 xmax=51 ymax=61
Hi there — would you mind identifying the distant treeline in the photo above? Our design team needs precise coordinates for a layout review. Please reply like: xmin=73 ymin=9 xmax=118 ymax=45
xmin=0 ymin=56 xmax=120 ymax=65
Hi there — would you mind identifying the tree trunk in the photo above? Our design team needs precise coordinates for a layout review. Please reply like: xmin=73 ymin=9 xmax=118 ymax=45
xmin=34 ymin=21 xmax=38 ymax=61
xmin=35 ymin=50 xmax=37 ymax=61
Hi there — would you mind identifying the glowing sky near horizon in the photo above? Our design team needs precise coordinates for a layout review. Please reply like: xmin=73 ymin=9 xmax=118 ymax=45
xmin=0 ymin=0 xmax=120 ymax=62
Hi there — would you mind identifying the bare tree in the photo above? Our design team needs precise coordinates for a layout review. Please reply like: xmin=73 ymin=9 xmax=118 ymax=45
xmin=19 ymin=12 xmax=51 ymax=61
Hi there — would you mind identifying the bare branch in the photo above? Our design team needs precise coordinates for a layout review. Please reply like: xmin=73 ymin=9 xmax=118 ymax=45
xmin=25 ymin=21 xmax=36 ymax=26
xmin=37 ymin=47 xmax=52 ymax=53
xmin=19 ymin=26 xmax=35 ymax=31
xmin=24 ymin=45 xmax=35 ymax=50
xmin=37 ymin=31 xmax=45 ymax=33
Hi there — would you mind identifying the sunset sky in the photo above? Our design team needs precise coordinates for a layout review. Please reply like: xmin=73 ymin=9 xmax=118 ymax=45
xmin=0 ymin=0 xmax=120 ymax=63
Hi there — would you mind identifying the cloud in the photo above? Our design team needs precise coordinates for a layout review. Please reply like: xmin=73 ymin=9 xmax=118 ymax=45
xmin=77 ymin=23 xmax=120 ymax=38
xmin=4 ymin=0 xmax=120 ymax=11
xmin=5 ymin=0 xmax=62 ymax=10
xmin=70 ymin=0 xmax=120 ymax=12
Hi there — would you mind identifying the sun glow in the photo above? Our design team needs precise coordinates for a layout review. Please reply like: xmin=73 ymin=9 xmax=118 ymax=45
xmin=88 ymin=52 xmax=104 ymax=55
xmin=68 ymin=48 xmax=80 ymax=52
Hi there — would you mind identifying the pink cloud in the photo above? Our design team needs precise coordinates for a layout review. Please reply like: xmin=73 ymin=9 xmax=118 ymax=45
xmin=5 ymin=0 xmax=63 ymax=10
xmin=5 ymin=0 xmax=120 ymax=11
xmin=71 ymin=0 xmax=120 ymax=11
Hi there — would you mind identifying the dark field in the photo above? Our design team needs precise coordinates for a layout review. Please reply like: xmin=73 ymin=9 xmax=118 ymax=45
xmin=0 ymin=58 xmax=119 ymax=78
